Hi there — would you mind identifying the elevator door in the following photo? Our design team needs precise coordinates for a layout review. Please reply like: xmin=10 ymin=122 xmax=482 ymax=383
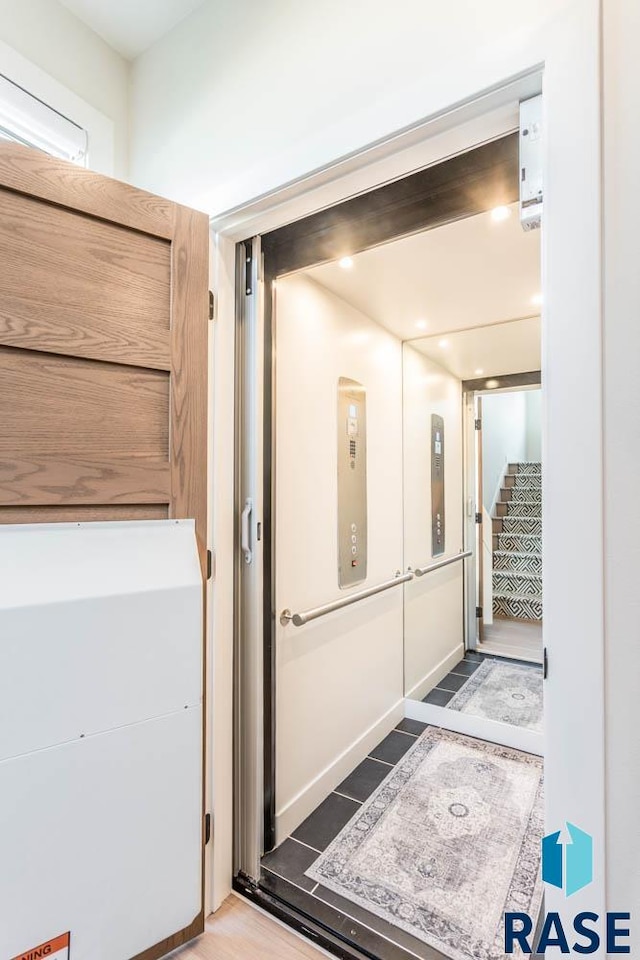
xmin=0 ymin=142 xmax=209 ymax=960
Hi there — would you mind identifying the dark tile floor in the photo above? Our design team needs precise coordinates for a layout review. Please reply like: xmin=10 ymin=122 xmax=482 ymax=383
xmin=260 ymin=717 xmax=446 ymax=960
xmin=259 ymin=650 xmax=541 ymax=960
xmin=422 ymin=649 xmax=540 ymax=707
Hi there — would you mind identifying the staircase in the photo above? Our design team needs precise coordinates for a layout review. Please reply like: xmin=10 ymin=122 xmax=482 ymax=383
xmin=491 ymin=462 xmax=542 ymax=621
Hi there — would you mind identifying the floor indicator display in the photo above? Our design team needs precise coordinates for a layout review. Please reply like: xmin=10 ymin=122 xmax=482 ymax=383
xmin=337 ymin=377 xmax=368 ymax=587
xmin=431 ymin=413 xmax=445 ymax=556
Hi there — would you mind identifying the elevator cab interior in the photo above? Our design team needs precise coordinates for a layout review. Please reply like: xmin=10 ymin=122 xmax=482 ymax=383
xmin=235 ymin=120 xmax=545 ymax=960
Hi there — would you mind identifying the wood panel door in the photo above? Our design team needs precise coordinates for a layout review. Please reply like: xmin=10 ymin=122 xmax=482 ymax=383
xmin=0 ymin=142 xmax=208 ymax=572
xmin=0 ymin=143 xmax=209 ymax=960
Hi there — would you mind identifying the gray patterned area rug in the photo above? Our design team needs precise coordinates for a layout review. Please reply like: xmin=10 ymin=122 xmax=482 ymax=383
xmin=447 ymin=660 xmax=543 ymax=732
xmin=306 ymin=728 xmax=543 ymax=960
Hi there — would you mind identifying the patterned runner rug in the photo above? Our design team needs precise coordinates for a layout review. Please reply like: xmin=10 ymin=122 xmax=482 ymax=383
xmin=306 ymin=728 xmax=543 ymax=960
xmin=447 ymin=660 xmax=543 ymax=732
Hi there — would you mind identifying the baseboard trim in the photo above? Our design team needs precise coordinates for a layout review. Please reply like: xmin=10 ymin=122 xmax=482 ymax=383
xmin=275 ymin=698 xmax=404 ymax=843
xmin=404 ymin=643 xmax=464 ymax=703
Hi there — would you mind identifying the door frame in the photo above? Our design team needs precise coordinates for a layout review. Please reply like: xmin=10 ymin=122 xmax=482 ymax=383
xmin=255 ymin=130 xmax=522 ymax=859
xmin=462 ymin=374 xmax=543 ymax=657
xmin=210 ymin=40 xmax=606 ymax=936
xmin=476 ymin=395 xmax=485 ymax=644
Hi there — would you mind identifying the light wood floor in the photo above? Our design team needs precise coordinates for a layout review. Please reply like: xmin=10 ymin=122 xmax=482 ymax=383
xmin=172 ymin=895 xmax=328 ymax=960
xmin=478 ymin=617 xmax=543 ymax=663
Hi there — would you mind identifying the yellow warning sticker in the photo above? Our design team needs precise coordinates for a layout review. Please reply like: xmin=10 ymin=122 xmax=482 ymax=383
xmin=11 ymin=932 xmax=70 ymax=960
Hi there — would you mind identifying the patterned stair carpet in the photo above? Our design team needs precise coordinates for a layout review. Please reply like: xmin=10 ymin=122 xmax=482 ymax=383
xmin=493 ymin=461 xmax=542 ymax=621
xmin=306 ymin=728 xmax=544 ymax=960
xmin=447 ymin=659 xmax=543 ymax=732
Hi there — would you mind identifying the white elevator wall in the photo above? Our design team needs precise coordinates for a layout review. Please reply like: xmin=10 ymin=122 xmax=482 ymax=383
xmin=402 ymin=344 xmax=464 ymax=701
xmin=275 ymin=274 xmax=404 ymax=841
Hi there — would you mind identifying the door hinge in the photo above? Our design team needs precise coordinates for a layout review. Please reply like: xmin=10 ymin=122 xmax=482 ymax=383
xmin=543 ymin=647 xmax=548 ymax=679
xmin=208 ymin=290 xmax=215 ymax=320
xmin=474 ymin=418 xmax=482 ymax=430
xmin=475 ymin=512 xmax=482 ymax=524
xmin=206 ymin=549 xmax=214 ymax=581
xmin=204 ymin=812 xmax=212 ymax=845
xmin=476 ymin=606 xmax=483 ymax=618
xmin=244 ymin=241 xmax=253 ymax=296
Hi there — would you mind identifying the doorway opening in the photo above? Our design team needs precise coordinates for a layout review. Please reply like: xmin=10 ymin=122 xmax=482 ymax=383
xmin=235 ymin=127 xmax=544 ymax=960
xmin=474 ymin=384 xmax=543 ymax=663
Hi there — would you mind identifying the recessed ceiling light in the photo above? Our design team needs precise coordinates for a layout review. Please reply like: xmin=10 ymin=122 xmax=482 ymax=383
xmin=491 ymin=205 xmax=512 ymax=222
xmin=531 ymin=293 xmax=543 ymax=306
xmin=438 ymin=338 xmax=449 ymax=349
xmin=415 ymin=319 xmax=428 ymax=330
xmin=339 ymin=256 xmax=354 ymax=269
xmin=485 ymin=378 xmax=500 ymax=389
xmin=475 ymin=368 xmax=484 ymax=376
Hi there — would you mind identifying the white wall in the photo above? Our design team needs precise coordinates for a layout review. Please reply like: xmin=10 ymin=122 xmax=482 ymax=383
xmin=0 ymin=0 xmax=129 ymax=176
xmin=525 ymin=389 xmax=542 ymax=461
xmin=274 ymin=274 xmax=404 ymax=841
xmin=482 ymin=392 xmax=528 ymax=512
xmin=603 ymin=0 xmax=640 ymax=940
xmin=403 ymin=345 xmax=464 ymax=699
xmin=130 ymin=1 xmax=568 ymax=215
xmin=482 ymin=389 xmax=542 ymax=512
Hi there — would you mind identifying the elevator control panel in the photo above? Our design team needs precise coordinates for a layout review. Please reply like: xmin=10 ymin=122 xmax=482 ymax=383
xmin=431 ymin=414 xmax=445 ymax=556
xmin=337 ymin=377 xmax=367 ymax=587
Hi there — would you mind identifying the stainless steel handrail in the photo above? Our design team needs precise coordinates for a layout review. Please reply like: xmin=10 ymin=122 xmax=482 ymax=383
xmin=280 ymin=570 xmax=413 ymax=627
xmin=412 ymin=549 xmax=472 ymax=578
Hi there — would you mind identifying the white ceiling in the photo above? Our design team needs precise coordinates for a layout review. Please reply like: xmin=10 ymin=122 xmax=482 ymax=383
xmin=59 ymin=0 xmax=206 ymax=59
xmin=305 ymin=203 xmax=541 ymax=342
xmin=410 ymin=316 xmax=541 ymax=381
